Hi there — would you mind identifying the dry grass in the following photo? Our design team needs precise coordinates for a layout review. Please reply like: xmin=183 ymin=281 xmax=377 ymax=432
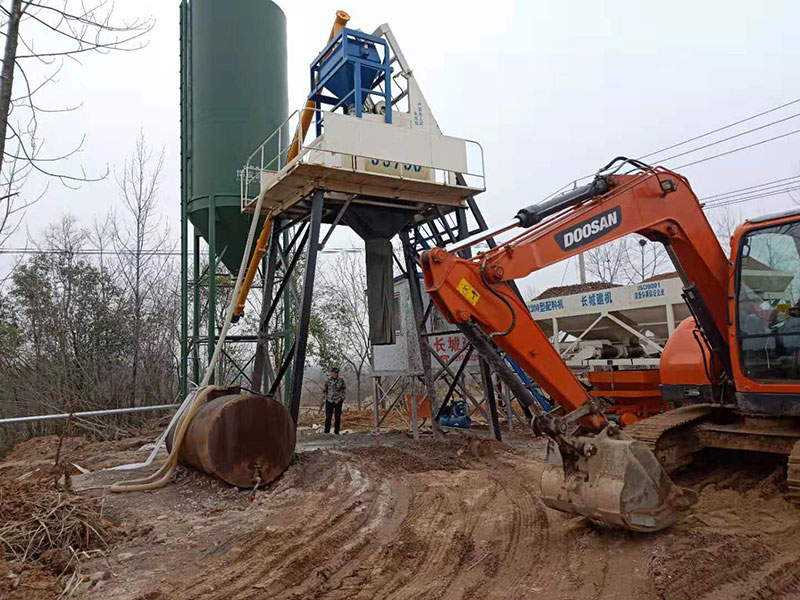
xmin=0 ymin=470 xmax=116 ymax=571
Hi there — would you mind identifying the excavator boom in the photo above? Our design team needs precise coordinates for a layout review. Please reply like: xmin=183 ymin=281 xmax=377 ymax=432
xmin=421 ymin=159 xmax=729 ymax=531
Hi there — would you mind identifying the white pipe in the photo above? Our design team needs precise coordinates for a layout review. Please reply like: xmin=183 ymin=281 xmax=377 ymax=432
xmin=109 ymin=172 xmax=274 ymax=479
xmin=0 ymin=403 xmax=179 ymax=425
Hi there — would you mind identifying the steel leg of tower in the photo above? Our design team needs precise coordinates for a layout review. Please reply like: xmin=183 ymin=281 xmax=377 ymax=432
xmin=245 ymin=192 xmax=333 ymax=415
xmin=427 ymin=342 xmax=489 ymax=422
xmin=378 ymin=380 xmax=412 ymax=429
xmin=180 ymin=194 xmax=189 ymax=398
xmin=222 ymin=349 xmax=252 ymax=385
xmin=269 ymin=341 xmax=296 ymax=397
xmin=400 ymin=228 xmax=442 ymax=437
xmin=435 ymin=346 xmax=474 ymax=422
xmin=207 ymin=194 xmax=216 ymax=383
xmin=192 ymin=232 xmax=201 ymax=385
xmin=374 ymin=376 xmax=408 ymax=430
xmin=252 ymin=216 xmax=280 ymax=394
xmin=288 ymin=189 xmax=325 ymax=426
xmin=258 ymin=226 xmax=310 ymax=332
xmin=406 ymin=191 xmax=538 ymax=439
xmin=373 ymin=376 xmax=380 ymax=432
xmin=480 ymin=358 xmax=502 ymax=442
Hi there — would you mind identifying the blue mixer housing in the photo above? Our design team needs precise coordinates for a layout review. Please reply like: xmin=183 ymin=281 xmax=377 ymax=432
xmin=309 ymin=28 xmax=392 ymax=135
xmin=319 ymin=37 xmax=380 ymax=104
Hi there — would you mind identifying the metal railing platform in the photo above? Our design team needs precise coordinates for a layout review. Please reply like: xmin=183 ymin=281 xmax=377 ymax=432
xmin=240 ymin=108 xmax=485 ymax=217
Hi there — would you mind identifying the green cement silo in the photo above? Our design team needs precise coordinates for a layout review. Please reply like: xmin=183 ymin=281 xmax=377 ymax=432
xmin=180 ymin=0 xmax=288 ymax=275
xmin=180 ymin=0 xmax=288 ymax=393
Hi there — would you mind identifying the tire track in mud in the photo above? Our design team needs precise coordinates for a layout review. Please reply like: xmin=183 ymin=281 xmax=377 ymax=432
xmin=724 ymin=555 xmax=800 ymax=600
xmin=287 ymin=474 xmax=413 ymax=600
xmin=653 ymin=535 xmax=794 ymax=600
xmin=249 ymin=463 xmax=401 ymax=599
xmin=590 ymin=536 xmax=611 ymax=600
xmin=49 ymin=424 xmax=800 ymax=600
xmin=378 ymin=454 xmax=553 ymax=600
xmin=462 ymin=467 xmax=550 ymax=599
xmin=167 ymin=441 xmax=560 ymax=600
xmin=147 ymin=438 xmax=800 ymax=600
xmin=173 ymin=456 xmax=391 ymax=599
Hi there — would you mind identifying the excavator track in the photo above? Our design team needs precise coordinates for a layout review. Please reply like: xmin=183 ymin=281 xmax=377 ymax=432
xmin=788 ymin=440 xmax=800 ymax=504
xmin=625 ymin=404 xmax=714 ymax=471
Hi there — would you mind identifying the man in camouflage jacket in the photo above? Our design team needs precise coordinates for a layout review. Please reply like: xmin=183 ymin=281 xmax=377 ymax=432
xmin=324 ymin=367 xmax=346 ymax=434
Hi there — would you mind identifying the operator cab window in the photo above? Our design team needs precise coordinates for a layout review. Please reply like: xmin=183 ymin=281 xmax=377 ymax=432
xmin=737 ymin=221 xmax=800 ymax=381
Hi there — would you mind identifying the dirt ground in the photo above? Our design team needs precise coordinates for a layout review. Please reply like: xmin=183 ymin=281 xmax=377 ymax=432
xmin=2 ymin=408 xmax=800 ymax=600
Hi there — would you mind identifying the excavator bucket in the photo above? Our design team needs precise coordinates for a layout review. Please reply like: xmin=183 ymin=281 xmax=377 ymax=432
xmin=539 ymin=427 xmax=697 ymax=532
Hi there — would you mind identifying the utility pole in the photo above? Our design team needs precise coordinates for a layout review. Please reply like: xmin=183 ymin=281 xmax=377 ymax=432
xmin=578 ymin=252 xmax=586 ymax=284
xmin=639 ymin=238 xmax=647 ymax=282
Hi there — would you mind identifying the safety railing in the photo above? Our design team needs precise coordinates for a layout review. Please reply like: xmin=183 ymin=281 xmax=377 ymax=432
xmin=239 ymin=106 xmax=486 ymax=212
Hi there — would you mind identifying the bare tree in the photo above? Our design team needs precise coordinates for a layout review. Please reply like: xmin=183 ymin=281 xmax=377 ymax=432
xmin=5 ymin=215 xmax=129 ymax=429
xmin=519 ymin=281 xmax=539 ymax=302
xmin=622 ymin=236 xmax=671 ymax=283
xmin=112 ymin=133 xmax=171 ymax=407
xmin=316 ymin=250 xmax=371 ymax=409
xmin=584 ymin=238 xmax=627 ymax=283
xmin=707 ymin=204 xmax=742 ymax=256
xmin=0 ymin=1 xmax=153 ymax=246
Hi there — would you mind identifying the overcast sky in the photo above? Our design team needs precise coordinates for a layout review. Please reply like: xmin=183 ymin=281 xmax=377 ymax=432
xmin=7 ymin=0 xmax=800 ymax=293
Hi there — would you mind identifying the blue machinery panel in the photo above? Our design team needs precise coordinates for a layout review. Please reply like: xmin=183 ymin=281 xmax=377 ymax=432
xmin=309 ymin=28 xmax=392 ymax=136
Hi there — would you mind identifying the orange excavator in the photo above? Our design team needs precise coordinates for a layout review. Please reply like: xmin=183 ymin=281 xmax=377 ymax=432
xmin=421 ymin=157 xmax=800 ymax=532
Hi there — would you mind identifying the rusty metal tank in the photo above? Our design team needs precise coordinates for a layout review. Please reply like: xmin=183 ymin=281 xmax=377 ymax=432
xmin=167 ymin=391 xmax=295 ymax=487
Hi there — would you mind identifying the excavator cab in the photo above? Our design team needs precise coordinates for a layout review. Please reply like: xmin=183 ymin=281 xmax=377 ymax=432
xmin=732 ymin=212 xmax=800 ymax=393
xmin=661 ymin=210 xmax=800 ymax=406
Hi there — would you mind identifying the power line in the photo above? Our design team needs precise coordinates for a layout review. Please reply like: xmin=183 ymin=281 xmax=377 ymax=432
xmin=704 ymin=185 xmax=800 ymax=210
xmin=639 ymin=97 xmax=800 ymax=160
xmin=706 ymin=186 xmax=800 ymax=209
xmin=674 ymin=127 xmax=800 ymax=170
xmin=657 ymin=111 xmax=800 ymax=164
xmin=0 ymin=248 xmax=180 ymax=256
xmin=703 ymin=181 xmax=800 ymax=205
xmin=0 ymin=246 xmax=364 ymax=256
xmin=698 ymin=175 xmax=800 ymax=202
xmin=542 ymin=97 xmax=800 ymax=200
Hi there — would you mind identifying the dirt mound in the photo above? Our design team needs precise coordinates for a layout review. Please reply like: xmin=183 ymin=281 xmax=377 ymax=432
xmin=5 ymin=434 xmax=153 ymax=471
xmin=651 ymin=532 xmax=775 ymax=600
xmin=651 ymin=449 xmax=800 ymax=600
xmin=674 ymin=449 xmax=788 ymax=497
xmin=0 ymin=557 xmax=61 ymax=600
xmin=346 ymin=436 xmax=500 ymax=473
xmin=298 ymin=406 xmax=409 ymax=431
xmin=150 ymin=435 xmax=552 ymax=600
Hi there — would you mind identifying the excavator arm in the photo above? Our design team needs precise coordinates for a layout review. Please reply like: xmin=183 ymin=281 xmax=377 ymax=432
xmin=420 ymin=159 xmax=728 ymax=531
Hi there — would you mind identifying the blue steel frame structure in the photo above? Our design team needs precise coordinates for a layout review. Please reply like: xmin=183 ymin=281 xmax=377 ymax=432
xmin=308 ymin=28 xmax=392 ymax=137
